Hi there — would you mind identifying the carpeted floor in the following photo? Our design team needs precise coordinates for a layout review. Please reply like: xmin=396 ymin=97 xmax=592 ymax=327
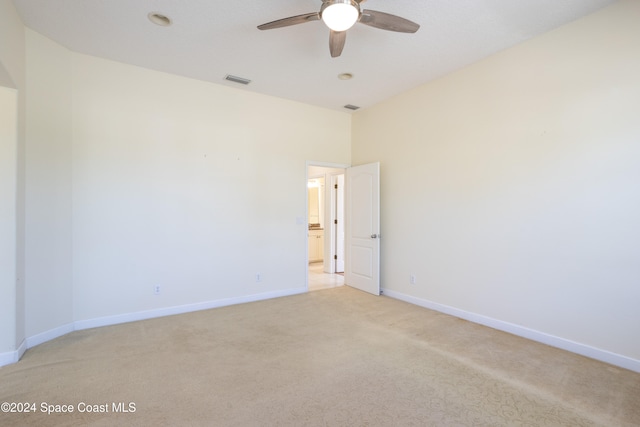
xmin=1 ymin=286 xmax=639 ymax=426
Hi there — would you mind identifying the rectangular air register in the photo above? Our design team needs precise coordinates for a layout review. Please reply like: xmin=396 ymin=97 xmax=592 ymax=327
xmin=344 ymin=104 xmax=360 ymax=110
xmin=224 ymin=74 xmax=251 ymax=85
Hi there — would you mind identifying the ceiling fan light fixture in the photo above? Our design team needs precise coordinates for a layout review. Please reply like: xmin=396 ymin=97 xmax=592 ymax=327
xmin=321 ymin=0 xmax=359 ymax=32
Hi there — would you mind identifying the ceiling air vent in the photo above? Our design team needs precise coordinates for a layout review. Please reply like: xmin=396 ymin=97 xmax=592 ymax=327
xmin=224 ymin=74 xmax=251 ymax=85
xmin=344 ymin=104 xmax=360 ymax=111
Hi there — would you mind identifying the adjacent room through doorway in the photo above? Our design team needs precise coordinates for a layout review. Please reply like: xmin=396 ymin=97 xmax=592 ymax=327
xmin=307 ymin=164 xmax=346 ymax=291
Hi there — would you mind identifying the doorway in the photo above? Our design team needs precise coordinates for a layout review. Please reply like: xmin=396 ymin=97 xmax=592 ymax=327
xmin=307 ymin=164 xmax=346 ymax=291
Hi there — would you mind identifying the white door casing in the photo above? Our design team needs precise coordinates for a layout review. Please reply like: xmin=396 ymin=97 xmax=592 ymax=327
xmin=345 ymin=162 xmax=380 ymax=295
xmin=332 ymin=174 xmax=345 ymax=273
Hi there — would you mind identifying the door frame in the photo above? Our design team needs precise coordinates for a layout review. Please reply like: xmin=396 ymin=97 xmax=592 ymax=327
xmin=305 ymin=161 xmax=349 ymax=291
xmin=330 ymin=173 xmax=345 ymax=274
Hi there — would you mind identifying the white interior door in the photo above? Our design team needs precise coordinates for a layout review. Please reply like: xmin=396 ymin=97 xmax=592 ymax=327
xmin=345 ymin=162 xmax=380 ymax=295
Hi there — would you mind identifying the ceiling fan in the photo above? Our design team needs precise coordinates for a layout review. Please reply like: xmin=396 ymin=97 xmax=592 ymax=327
xmin=257 ymin=0 xmax=420 ymax=58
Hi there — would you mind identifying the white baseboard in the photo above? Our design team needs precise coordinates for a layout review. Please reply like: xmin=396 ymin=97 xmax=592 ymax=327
xmin=75 ymin=287 xmax=306 ymax=331
xmin=25 ymin=322 xmax=75 ymax=348
xmin=0 ymin=349 xmax=18 ymax=367
xmin=16 ymin=338 xmax=27 ymax=361
xmin=382 ymin=288 xmax=640 ymax=374
xmin=1 ymin=287 xmax=307 ymax=367
xmin=0 ymin=339 xmax=27 ymax=368
xmin=10 ymin=286 xmax=637 ymax=373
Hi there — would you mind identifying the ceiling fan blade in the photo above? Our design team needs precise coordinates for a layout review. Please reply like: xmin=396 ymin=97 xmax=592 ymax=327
xmin=329 ymin=30 xmax=346 ymax=58
xmin=257 ymin=12 xmax=320 ymax=30
xmin=359 ymin=9 xmax=420 ymax=33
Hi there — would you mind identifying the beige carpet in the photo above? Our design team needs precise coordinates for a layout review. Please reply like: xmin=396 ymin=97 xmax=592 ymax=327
xmin=1 ymin=287 xmax=639 ymax=426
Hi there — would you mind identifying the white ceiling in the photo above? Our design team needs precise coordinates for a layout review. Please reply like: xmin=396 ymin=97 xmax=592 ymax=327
xmin=12 ymin=0 xmax=615 ymax=112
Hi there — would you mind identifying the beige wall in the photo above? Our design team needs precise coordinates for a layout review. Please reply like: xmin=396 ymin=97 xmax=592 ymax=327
xmin=68 ymin=51 xmax=350 ymax=321
xmin=24 ymin=30 xmax=74 ymax=337
xmin=352 ymin=0 xmax=640 ymax=364
xmin=0 ymin=86 xmax=18 ymax=355
xmin=0 ymin=0 xmax=25 ymax=359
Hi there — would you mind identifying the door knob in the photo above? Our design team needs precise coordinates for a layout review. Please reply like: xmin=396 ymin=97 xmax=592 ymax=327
xmin=370 ymin=234 xmax=378 ymax=239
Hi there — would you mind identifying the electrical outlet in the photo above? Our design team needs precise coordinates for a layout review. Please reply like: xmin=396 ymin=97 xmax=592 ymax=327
xmin=256 ymin=273 xmax=262 ymax=283
xmin=154 ymin=285 xmax=161 ymax=295
xmin=410 ymin=274 xmax=416 ymax=285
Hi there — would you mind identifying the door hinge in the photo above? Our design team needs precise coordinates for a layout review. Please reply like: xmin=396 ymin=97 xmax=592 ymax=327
xmin=334 ymin=255 xmax=337 ymax=260
xmin=334 ymin=219 xmax=338 ymax=224
xmin=334 ymin=184 xmax=338 ymax=189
